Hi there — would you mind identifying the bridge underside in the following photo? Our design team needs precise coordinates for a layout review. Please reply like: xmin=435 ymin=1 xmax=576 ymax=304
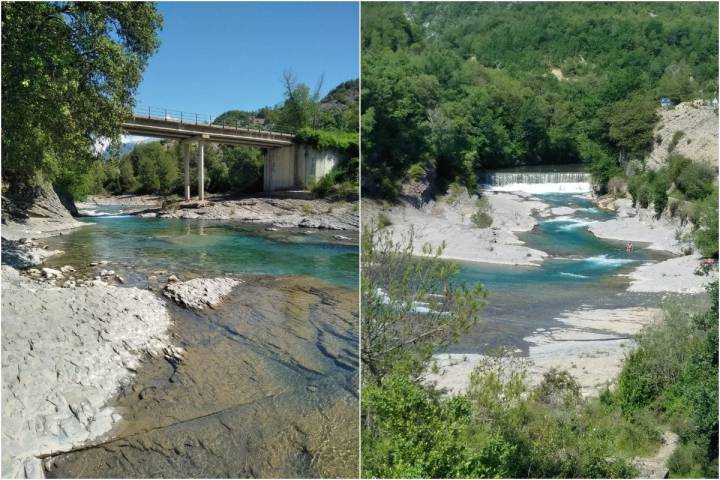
xmin=122 ymin=115 xmax=294 ymax=149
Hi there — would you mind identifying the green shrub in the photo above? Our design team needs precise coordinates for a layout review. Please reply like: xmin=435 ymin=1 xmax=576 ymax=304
xmin=296 ymin=127 xmax=359 ymax=155
xmin=589 ymin=155 xmax=624 ymax=194
xmin=667 ymin=130 xmax=685 ymax=153
xmin=445 ymin=182 xmax=465 ymax=204
xmin=667 ymin=442 xmax=707 ymax=477
xmin=377 ymin=212 xmax=392 ymax=229
xmin=693 ymin=189 xmax=718 ymax=257
xmin=471 ymin=197 xmax=493 ymax=228
xmin=378 ymin=177 xmax=399 ymax=202
xmin=649 ymin=172 xmax=669 ymax=217
xmin=615 ymin=283 xmax=718 ymax=477
xmin=407 ymin=163 xmax=427 ymax=181
xmin=535 ymin=368 xmax=582 ymax=407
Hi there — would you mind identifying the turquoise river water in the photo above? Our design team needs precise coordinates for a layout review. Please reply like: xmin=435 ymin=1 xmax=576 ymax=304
xmin=450 ymin=193 xmax=672 ymax=353
xmin=45 ymin=215 xmax=359 ymax=289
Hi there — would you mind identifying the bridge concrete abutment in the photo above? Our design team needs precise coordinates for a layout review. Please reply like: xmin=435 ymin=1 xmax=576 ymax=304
xmin=263 ymin=144 xmax=345 ymax=192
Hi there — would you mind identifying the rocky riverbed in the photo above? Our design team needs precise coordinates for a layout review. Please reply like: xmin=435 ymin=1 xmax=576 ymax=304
xmin=2 ymin=189 xmax=359 ymax=478
xmin=79 ymin=194 xmax=359 ymax=231
xmin=41 ymin=275 xmax=358 ymax=478
xmin=363 ymin=188 xmax=550 ymax=266
xmin=2 ymin=245 xmax=359 ymax=478
xmin=1 ymin=265 xmax=173 ymax=478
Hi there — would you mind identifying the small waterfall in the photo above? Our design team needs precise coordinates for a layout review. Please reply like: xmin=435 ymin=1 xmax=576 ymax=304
xmin=480 ymin=170 xmax=592 ymax=193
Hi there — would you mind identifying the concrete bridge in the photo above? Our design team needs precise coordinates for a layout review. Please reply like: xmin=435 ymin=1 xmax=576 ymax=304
xmin=122 ymin=108 xmax=340 ymax=200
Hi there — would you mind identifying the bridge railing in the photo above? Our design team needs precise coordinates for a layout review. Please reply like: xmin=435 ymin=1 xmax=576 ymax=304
xmin=131 ymin=105 xmax=295 ymax=136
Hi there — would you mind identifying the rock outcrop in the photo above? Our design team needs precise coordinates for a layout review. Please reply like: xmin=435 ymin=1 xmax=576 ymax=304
xmin=2 ymin=183 xmax=84 ymax=241
xmin=647 ymin=101 xmax=718 ymax=171
xmin=1 ymin=237 xmax=64 ymax=269
xmin=1 ymin=267 xmax=172 ymax=478
xmin=398 ymin=166 xmax=436 ymax=208
xmin=163 ymin=277 xmax=241 ymax=310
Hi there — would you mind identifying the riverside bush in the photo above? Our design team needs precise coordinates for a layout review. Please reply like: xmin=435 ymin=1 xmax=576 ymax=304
xmin=693 ymin=189 xmax=719 ymax=257
xmin=471 ymin=197 xmax=493 ymax=228
xmin=615 ymin=283 xmax=718 ymax=477
xmin=362 ymin=359 xmax=641 ymax=478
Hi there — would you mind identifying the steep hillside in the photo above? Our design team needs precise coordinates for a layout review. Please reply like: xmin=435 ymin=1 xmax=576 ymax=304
xmin=647 ymin=102 xmax=718 ymax=171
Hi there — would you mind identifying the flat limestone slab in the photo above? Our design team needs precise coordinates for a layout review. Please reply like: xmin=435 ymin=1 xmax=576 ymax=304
xmin=1 ymin=269 xmax=172 ymax=478
xmin=626 ymin=254 xmax=716 ymax=293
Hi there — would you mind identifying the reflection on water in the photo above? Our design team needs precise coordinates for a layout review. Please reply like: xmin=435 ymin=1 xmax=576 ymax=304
xmin=451 ymin=193 xmax=671 ymax=354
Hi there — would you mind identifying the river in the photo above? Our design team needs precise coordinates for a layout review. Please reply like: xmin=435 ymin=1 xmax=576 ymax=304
xmin=449 ymin=191 xmax=673 ymax=354
xmin=40 ymin=210 xmax=359 ymax=478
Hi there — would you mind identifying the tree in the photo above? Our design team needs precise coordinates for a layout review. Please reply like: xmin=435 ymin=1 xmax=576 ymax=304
xmin=603 ymin=95 xmax=659 ymax=160
xmin=118 ymin=157 xmax=138 ymax=193
xmin=275 ymin=70 xmax=316 ymax=131
xmin=361 ymin=227 xmax=486 ymax=381
xmin=1 ymin=2 xmax=162 ymax=195
xmin=156 ymin=151 xmax=179 ymax=195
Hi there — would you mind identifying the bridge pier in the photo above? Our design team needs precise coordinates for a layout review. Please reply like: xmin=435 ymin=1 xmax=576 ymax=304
xmin=197 ymin=140 xmax=205 ymax=201
xmin=182 ymin=142 xmax=191 ymax=201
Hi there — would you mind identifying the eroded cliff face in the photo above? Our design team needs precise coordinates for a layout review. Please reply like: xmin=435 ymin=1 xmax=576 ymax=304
xmin=647 ymin=101 xmax=718 ymax=171
xmin=1 ymin=183 xmax=84 ymax=242
xmin=2 ymin=182 xmax=76 ymax=222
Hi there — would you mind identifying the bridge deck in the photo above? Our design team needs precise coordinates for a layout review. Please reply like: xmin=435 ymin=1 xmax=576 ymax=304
xmin=122 ymin=114 xmax=295 ymax=148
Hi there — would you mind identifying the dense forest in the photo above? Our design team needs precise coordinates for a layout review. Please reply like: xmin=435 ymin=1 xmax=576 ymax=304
xmin=361 ymin=1 xmax=718 ymax=197
xmin=85 ymin=78 xmax=359 ymax=200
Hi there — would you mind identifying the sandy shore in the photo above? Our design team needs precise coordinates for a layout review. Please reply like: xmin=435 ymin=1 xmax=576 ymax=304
xmin=364 ymin=189 xmax=550 ymax=266
xmin=427 ymin=306 xmax=662 ymax=398
xmin=1 ymin=266 xmax=172 ymax=478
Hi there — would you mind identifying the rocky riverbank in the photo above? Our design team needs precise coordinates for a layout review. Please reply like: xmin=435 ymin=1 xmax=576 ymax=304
xmin=363 ymin=188 xmax=550 ymax=266
xmin=42 ymin=275 xmax=359 ymax=478
xmin=80 ymin=194 xmax=359 ymax=231
xmin=427 ymin=306 xmax=661 ymax=398
xmin=2 ymin=190 xmax=359 ymax=478
xmin=589 ymin=196 xmax=717 ymax=293
xmin=1 ymin=265 xmax=173 ymax=478
xmin=2 ymin=184 xmax=85 ymax=242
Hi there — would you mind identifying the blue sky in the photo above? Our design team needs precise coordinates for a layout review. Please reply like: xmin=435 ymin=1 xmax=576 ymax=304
xmin=134 ymin=1 xmax=359 ymax=117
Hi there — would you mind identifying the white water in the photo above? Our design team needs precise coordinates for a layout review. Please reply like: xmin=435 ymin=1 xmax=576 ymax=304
xmin=583 ymin=254 xmax=637 ymax=267
xmin=481 ymin=171 xmax=592 ymax=193
xmin=483 ymin=182 xmax=592 ymax=193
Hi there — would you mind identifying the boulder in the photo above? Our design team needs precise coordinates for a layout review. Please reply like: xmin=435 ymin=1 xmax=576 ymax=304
xmin=163 ymin=277 xmax=241 ymax=310
xmin=42 ymin=268 xmax=63 ymax=279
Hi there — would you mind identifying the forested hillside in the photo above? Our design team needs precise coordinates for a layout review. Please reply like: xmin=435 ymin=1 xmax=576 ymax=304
xmin=361 ymin=2 xmax=718 ymax=198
